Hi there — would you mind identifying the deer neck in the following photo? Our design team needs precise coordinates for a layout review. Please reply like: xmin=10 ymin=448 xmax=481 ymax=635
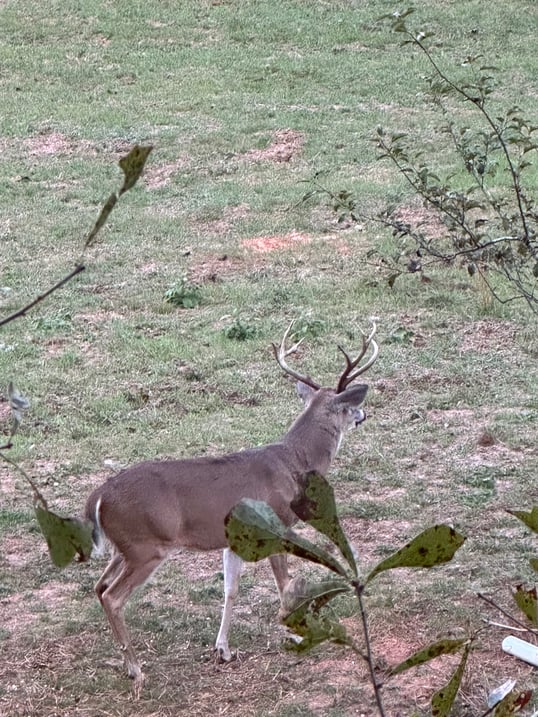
xmin=280 ymin=410 xmax=342 ymax=476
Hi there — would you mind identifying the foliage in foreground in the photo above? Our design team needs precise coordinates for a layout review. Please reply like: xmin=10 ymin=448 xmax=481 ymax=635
xmin=311 ymin=8 xmax=538 ymax=312
xmin=0 ymin=146 xmax=153 ymax=563
xmin=226 ymin=471 xmax=537 ymax=717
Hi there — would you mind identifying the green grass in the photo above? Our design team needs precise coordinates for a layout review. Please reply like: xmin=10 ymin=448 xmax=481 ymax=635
xmin=1 ymin=0 xmax=538 ymax=715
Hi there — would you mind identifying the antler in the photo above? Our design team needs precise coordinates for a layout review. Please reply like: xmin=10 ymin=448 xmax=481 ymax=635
xmin=336 ymin=321 xmax=379 ymax=393
xmin=272 ymin=321 xmax=321 ymax=390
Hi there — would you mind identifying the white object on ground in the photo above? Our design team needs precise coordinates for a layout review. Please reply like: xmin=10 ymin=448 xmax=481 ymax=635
xmin=487 ymin=678 xmax=516 ymax=708
xmin=502 ymin=635 xmax=538 ymax=667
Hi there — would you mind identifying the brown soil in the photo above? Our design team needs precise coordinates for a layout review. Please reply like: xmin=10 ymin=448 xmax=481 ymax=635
xmin=242 ymin=230 xmax=313 ymax=253
xmin=241 ymin=128 xmax=305 ymax=164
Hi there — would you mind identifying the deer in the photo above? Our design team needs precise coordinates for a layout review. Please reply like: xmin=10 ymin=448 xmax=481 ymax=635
xmin=83 ymin=321 xmax=378 ymax=695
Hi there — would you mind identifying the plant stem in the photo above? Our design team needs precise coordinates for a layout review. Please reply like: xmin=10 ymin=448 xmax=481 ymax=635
xmin=0 ymin=264 xmax=86 ymax=328
xmin=0 ymin=450 xmax=47 ymax=508
xmin=353 ymin=580 xmax=386 ymax=717
xmin=410 ymin=32 xmax=532 ymax=246
xmin=477 ymin=592 xmax=538 ymax=634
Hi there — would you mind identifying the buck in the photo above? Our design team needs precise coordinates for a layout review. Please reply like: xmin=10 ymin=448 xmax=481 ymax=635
xmin=84 ymin=322 xmax=378 ymax=694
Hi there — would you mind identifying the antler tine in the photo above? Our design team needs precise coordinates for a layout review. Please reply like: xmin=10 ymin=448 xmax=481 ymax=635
xmin=336 ymin=321 xmax=379 ymax=393
xmin=272 ymin=321 xmax=321 ymax=390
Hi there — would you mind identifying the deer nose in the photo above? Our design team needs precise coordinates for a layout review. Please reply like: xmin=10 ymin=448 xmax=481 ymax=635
xmin=353 ymin=409 xmax=366 ymax=427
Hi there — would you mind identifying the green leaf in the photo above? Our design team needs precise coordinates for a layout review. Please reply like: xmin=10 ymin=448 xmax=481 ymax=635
xmin=284 ymin=612 xmax=351 ymax=653
xmin=280 ymin=577 xmax=349 ymax=623
xmin=280 ymin=577 xmax=350 ymax=653
xmin=508 ymin=507 xmax=538 ymax=533
xmin=35 ymin=505 xmax=93 ymax=567
xmin=225 ymin=499 xmax=349 ymax=577
xmin=431 ymin=643 xmax=470 ymax=717
xmin=84 ymin=193 xmax=118 ymax=249
xmin=291 ymin=472 xmax=357 ymax=575
xmin=389 ymin=638 xmax=468 ymax=676
xmin=119 ymin=144 xmax=153 ymax=195
xmin=366 ymin=525 xmax=466 ymax=584
xmin=529 ymin=557 xmax=538 ymax=572
xmin=513 ymin=584 xmax=538 ymax=626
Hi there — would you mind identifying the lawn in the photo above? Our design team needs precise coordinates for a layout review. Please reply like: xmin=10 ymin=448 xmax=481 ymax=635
xmin=1 ymin=1 xmax=538 ymax=715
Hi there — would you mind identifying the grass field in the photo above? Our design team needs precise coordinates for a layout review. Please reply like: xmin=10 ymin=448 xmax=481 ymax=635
xmin=1 ymin=1 xmax=538 ymax=715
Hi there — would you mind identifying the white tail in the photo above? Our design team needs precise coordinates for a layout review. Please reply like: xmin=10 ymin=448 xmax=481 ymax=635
xmin=84 ymin=322 xmax=377 ymax=694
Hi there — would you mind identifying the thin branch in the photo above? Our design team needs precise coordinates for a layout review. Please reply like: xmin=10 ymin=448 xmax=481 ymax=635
xmin=1 ymin=144 xmax=152 ymax=330
xmin=409 ymin=32 xmax=532 ymax=244
xmin=481 ymin=619 xmax=529 ymax=632
xmin=376 ymin=134 xmax=482 ymax=248
xmin=353 ymin=581 xmax=386 ymax=717
xmin=0 ymin=450 xmax=47 ymax=509
xmin=477 ymin=592 xmax=538 ymax=635
xmin=0 ymin=264 xmax=86 ymax=329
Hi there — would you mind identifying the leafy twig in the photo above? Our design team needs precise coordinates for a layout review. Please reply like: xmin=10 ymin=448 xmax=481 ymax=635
xmin=0 ymin=144 xmax=152 ymax=329
xmin=0 ymin=264 xmax=86 ymax=329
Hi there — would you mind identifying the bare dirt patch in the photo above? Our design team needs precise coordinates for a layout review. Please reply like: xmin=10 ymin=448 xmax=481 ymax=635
xmin=460 ymin=319 xmax=517 ymax=353
xmin=242 ymin=230 xmax=312 ymax=253
xmin=2 ymin=534 xmax=36 ymax=570
xmin=22 ymin=131 xmax=94 ymax=157
xmin=241 ymin=128 xmax=305 ymax=164
xmin=15 ymin=131 xmax=136 ymax=161
xmin=0 ymin=399 xmax=11 ymax=425
xmin=193 ymin=202 xmax=251 ymax=236
xmin=392 ymin=204 xmax=447 ymax=241
xmin=185 ymin=250 xmax=282 ymax=285
xmin=425 ymin=406 xmax=536 ymax=470
xmin=144 ymin=158 xmax=189 ymax=189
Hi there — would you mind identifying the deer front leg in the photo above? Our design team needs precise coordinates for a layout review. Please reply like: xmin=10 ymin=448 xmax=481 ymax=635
xmin=215 ymin=547 xmax=243 ymax=662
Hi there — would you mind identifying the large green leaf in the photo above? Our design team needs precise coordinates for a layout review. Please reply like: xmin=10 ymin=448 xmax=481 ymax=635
xmin=279 ymin=577 xmax=351 ymax=653
xmin=225 ymin=499 xmax=349 ymax=577
xmin=291 ymin=471 xmax=358 ymax=575
xmin=507 ymin=507 xmax=538 ymax=534
xmin=84 ymin=145 xmax=153 ymax=249
xmin=119 ymin=144 xmax=153 ymax=195
xmin=431 ymin=643 xmax=470 ymax=717
xmin=35 ymin=505 xmax=93 ymax=568
xmin=280 ymin=577 xmax=349 ymax=622
xmin=366 ymin=525 xmax=466 ymax=584
xmin=389 ymin=638 xmax=468 ymax=676
xmin=284 ymin=612 xmax=351 ymax=653
xmin=513 ymin=584 xmax=538 ymax=626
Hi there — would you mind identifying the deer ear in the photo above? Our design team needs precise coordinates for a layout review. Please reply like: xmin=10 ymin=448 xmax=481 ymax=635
xmin=296 ymin=381 xmax=317 ymax=405
xmin=335 ymin=383 xmax=368 ymax=407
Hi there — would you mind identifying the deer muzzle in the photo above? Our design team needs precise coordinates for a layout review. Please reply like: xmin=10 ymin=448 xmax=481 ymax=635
xmin=353 ymin=409 xmax=366 ymax=427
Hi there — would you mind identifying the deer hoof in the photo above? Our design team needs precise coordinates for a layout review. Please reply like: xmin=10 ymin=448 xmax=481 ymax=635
xmin=214 ymin=645 xmax=233 ymax=663
xmin=131 ymin=672 xmax=145 ymax=700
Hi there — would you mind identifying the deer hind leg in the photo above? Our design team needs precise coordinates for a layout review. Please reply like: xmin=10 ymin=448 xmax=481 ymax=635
xmin=95 ymin=551 xmax=123 ymax=600
xmin=97 ymin=549 xmax=166 ymax=695
xmin=269 ymin=554 xmax=308 ymax=619
xmin=215 ymin=547 xmax=243 ymax=662
xmin=268 ymin=554 xmax=291 ymax=601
